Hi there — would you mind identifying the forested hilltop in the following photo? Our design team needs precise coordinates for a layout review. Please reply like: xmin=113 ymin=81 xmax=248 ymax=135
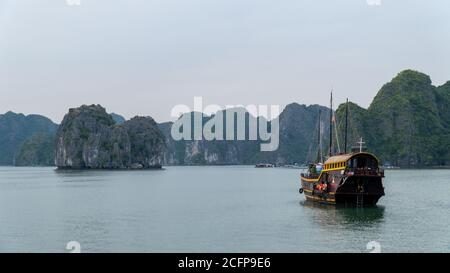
xmin=336 ymin=70 xmax=450 ymax=167
xmin=1 ymin=70 xmax=448 ymax=168
xmin=0 ymin=112 xmax=57 ymax=166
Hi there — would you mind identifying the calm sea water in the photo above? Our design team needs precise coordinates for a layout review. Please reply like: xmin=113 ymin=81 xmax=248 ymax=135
xmin=0 ymin=166 xmax=449 ymax=253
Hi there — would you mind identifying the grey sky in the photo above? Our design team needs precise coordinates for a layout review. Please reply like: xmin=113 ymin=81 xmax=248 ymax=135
xmin=1 ymin=0 xmax=449 ymax=123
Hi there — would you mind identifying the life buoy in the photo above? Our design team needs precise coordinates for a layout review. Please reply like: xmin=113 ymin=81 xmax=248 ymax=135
xmin=299 ymin=188 xmax=304 ymax=194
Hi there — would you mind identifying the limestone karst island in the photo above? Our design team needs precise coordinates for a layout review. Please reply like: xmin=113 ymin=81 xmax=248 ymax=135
xmin=1 ymin=70 xmax=449 ymax=169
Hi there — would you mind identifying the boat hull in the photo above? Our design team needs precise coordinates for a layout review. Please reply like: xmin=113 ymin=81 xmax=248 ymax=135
xmin=301 ymin=175 xmax=384 ymax=206
xmin=303 ymin=189 xmax=336 ymax=205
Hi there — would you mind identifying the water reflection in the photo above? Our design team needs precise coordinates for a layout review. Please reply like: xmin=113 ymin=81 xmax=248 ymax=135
xmin=54 ymin=168 xmax=164 ymax=181
xmin=300 ymin=200 xmax=385 ymax=230
xmin=54 ymin=169 xmax=116 ymax=182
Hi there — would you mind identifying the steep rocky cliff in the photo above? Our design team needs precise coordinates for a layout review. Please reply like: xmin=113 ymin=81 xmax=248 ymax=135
xmin=55 ymin=105 xmax=165 ymax=169
xmin=159 ymin=104 xmax=331 ymax=165
xmin=158 ymin=111 xmax=261 ymax=165
xmin=266 ymin=103 xmax=330 ymax=164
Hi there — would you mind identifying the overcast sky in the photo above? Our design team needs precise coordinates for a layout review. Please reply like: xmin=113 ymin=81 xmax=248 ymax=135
xmin=1 ymin=0 xmax=449 ymax=123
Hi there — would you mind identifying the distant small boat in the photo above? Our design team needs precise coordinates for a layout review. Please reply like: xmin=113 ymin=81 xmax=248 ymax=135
xmin=279 ymin=164 xmax=307 ymax=169
xmin=255 ymin=163 xmax=274 ymax=168
xmin=382 ymin=164 xmax=400 ymax=169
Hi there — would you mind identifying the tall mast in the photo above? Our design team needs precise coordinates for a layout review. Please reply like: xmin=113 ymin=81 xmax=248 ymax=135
xmin=329 ymin=91 xmax=333 ymax=157
xmin=316 ymin=110 xmax=322 ymax=162
xmin=344 ymin=98 xmax=349 ymax=154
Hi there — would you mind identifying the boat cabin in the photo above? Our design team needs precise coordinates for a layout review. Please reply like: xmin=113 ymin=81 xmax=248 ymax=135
xmin=323 ymin=152 xmax=381 ymax=175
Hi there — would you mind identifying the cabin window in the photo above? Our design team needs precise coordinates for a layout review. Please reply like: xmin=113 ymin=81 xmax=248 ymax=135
xmin=347 ymin=156 xmax=378 ymax=170
xmin=348 ymin=159 xmax=354 ymax=168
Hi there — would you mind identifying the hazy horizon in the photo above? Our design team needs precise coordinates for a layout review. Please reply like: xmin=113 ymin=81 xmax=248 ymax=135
xmin=1 ymin=0 xmax=449 ymax=123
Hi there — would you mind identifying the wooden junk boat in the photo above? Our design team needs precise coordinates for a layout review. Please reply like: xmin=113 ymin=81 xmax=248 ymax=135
xmin=299 ymin=94 xmax=385 ymax=206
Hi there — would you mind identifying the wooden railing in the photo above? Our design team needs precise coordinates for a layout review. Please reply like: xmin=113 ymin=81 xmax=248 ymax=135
xmin=301 ymin=173 xmax=320 ymax=179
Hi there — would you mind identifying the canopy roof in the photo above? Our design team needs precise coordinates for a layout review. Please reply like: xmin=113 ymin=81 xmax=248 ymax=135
xmin=324 ymin=154 xmax=353 ymax=164
xmin=324 ymin=152 xmax=379 ymax=165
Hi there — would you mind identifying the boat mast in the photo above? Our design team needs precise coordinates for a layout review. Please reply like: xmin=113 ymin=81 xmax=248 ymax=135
xmin=329 ymin=91 xmax=333 ymax=157
xmin=316 ymin=110 xmax=322 ymax=163
xmin=344 ymin=98 xmax=348 ymax=154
